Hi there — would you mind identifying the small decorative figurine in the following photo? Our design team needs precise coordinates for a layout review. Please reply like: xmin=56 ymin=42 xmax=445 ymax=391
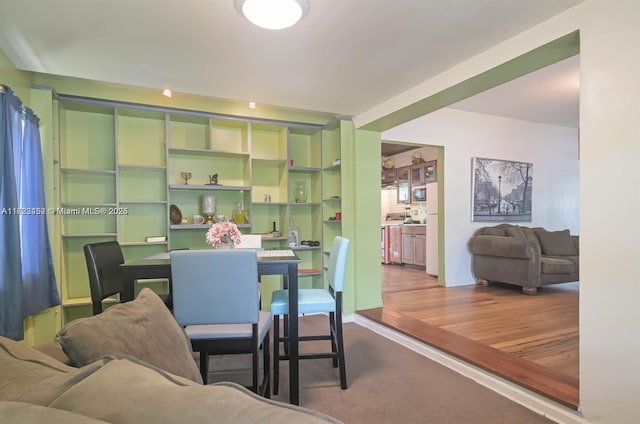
xmin=180 ymin=171 xmax=192 ymax=185
xmin=207 ymin=174 xmax=219 ymax=185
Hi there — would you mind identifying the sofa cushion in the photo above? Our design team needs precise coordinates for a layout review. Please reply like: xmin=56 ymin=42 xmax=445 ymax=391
xmin=0 ymin=401 xmax=110 ymax=424
xmin=55 ymin=288 xmax=202 ymax=384
xmin=50 ymin=357 xmax=342 ymax=424
xmin=484 ymin=227 xmax=507 ymax=236
xmin=540 ymin=257 xmax=576 ymax=274
xmin=504 ymin=225 xmax=526 ymax=239
xmin=0 ymin=336 xmax=106 ymax=406
xmin=535 ymin=229 xmax=577 ymax=256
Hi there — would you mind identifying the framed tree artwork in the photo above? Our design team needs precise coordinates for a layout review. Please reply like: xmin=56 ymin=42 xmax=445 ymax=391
xmin=471 ymin=157 xmax=532 ymax=222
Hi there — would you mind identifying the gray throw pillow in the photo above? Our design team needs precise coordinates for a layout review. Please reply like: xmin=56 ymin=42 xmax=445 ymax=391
xmin=56 ymin=288 xmax=202 ymax=384
xmin=535 ymin=229 xmax=577 ymax=256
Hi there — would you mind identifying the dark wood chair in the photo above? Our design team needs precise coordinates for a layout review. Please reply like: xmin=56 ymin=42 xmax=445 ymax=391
xmin=83 ymin=241 xmax=172 ymax=315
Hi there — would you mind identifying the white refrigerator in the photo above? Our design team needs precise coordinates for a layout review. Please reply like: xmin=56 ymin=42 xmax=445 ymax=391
xmin=426 ymin=183 xmax=438 ymax=276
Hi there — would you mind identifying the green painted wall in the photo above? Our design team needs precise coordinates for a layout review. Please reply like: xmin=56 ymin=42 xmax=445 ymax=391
xmin=0 ymin=48 xmax=33 ymax=101
xmin=350 ymin=126 xmax=383 ymax=311
xmin=33 ymin=74 xmax=337 ymax=127
xmin=4 ymin=60 xmax=384 ymax=341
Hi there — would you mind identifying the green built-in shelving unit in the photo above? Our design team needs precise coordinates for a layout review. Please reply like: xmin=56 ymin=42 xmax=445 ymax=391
xmin=56 ymin=95 xmax=346 ymax=322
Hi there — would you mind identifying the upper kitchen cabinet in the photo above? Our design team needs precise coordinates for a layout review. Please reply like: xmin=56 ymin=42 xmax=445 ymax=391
xmin=382 ymin=168 xmax=396 ymax=187
xmin=396 ymin=166 xmax=410 ymax=204
xmin=410 ymin=160 xmax=437 ymax=187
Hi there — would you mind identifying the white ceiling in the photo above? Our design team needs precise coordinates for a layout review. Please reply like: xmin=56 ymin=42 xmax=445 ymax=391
xmin=450 ymin=55 xmax=580 ymax=128
xmin=0 ymin=0 xmax=581 ymax=126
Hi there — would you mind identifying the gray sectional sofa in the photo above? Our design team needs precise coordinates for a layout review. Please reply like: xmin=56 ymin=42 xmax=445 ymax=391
xmin=468 ymin=224 xmax=579 ymax=294
xmin=0 ymin=289 xmax=341 ymax=423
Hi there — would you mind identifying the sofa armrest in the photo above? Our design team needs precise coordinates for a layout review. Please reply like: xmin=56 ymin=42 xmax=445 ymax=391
xmin=572 ymin=235 xmax=579 ymax=255
xmin=468 ymin=235 xmax=536 ymax=259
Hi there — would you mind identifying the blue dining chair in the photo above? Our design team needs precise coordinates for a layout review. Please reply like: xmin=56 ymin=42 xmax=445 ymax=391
xmin=270 ymin=236 xmax=350 ymax=394
xmin=170 ymin=249 xmax=272 ymax=397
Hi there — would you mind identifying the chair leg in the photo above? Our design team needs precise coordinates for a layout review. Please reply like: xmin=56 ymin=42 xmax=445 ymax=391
xmin=262 ymin=330 xmax=271 ymax=399
xmin=199 ymin=351 xmax=209 ymax=385
xmin=273 ymin=314 xmax=280 ymax=395
xmin=336 ymin=312 xmax=347 ymax=390
xmin=329 ymin=312 xmax=338 ymax=367
xmin=283 ymin=314 xmax=289 ymax=355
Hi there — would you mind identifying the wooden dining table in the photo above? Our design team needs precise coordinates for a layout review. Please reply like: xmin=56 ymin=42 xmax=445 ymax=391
xmin=120 ymin=249 xmax=302 ymax=405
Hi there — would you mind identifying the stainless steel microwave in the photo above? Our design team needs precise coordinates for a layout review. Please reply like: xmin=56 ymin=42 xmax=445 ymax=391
xmin=412 ymin=186 xmax=426 ymax=202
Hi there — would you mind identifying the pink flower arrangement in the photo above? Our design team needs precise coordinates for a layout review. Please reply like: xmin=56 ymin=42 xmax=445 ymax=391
xmin=205 ymin=220 xmax=242 ymax=248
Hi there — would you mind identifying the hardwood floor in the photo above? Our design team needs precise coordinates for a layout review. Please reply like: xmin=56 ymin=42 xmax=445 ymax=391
xmin=358 ymin=264 xmax=579 ymax=409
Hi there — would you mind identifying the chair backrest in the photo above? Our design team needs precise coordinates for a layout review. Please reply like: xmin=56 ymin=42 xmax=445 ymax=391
xmin=83 ymin=241 xmax=125 ymax=315
xmin=170 ymin=249 xmax=260 ymax=326
xmin=327 ymin=236 xmax=350 ymax=293
xmin=237 ymin=234 xmax=262 ymax=249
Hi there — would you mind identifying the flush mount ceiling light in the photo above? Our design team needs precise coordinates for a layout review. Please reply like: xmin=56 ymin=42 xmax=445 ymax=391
xmin=235 ymin=0 xmax=309 ymax=30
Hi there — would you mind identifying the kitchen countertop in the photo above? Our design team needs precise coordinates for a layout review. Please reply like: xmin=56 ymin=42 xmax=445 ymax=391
xmin=381 ymin=222 xmax=426 ymax=226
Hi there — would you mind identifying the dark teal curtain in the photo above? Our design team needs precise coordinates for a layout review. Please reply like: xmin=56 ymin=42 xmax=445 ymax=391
xmin=0 ymin=85 xmax=59 ymax=340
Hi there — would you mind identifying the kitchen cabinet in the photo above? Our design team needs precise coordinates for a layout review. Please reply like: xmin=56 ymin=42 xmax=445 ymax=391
xmin=381 ymin=168 xmax=396 ymax=186
xmin=396 ymin=166 xmax=410 ymax=204
xmin=410 ymin=160 xmax=437 ymax=186
xmin=402 ymin=225 xmax=426 ymax=267
xmin=388 ymin=225 xmax=403 ymax=264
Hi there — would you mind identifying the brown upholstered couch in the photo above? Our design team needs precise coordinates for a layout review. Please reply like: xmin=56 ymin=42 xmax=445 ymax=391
xmin=0 ymin=289 xmax=342 ymax=423
xmin=468 ymin=224 xmax=579 ymax=294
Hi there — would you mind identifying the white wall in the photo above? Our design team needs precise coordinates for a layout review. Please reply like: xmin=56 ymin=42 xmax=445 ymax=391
xmin=383 ymin=107 xmax=579 ymax=286
xmin=363 ymin=1 xmax=640 ymax=421
xmin=576 ymin=2 xmax=640 ymax=422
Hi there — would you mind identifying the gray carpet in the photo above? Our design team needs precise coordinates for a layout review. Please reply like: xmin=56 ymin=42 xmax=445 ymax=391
xmin=205 ymin=315 xmax=555 ymax=424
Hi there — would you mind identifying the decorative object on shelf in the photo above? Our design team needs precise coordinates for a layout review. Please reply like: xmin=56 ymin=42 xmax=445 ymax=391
xmin=264 ymin=194 xmax=271 ymax=203
xmin=288 ymin=230 xmax=299 ymax=248
xmin=180 ymin=171 xmax=192 ymax=185
xmin=145 ymin=236 xmax=167 ymax=243
xmin=411 ymin=152 xmax=425 ymax=164
xmin=333 ymin=158 xmax=341 ymax=166
xmin=300 ymin=240 xmax=320 ymax=247
xmin=288 ymin=216 xmax=300 ymax=247
xmin=170 ymin=204 xmax=183 ymax=224
xmin=193 ymin=215 xmax=204 ymax=225
xmin=382 ymin=157 xmax=395 ymax=170
xmin=201 ymin=195 xmax=216 ymax=224
xmin=232 ymin=202 xmax=247 ymax=224
xmin=294 ymin=182 xmax=308 ymax=203
xmin=205 ymin=220 xmax=242 ymax=249
xmin=335 ymin=212 xmax=342 ymax=220
xmin=207 ymin=173 xmax=219 ymax=185
xmin=299 ymin=268 xmax=322 ymax=274
xmin=271 ymin=221 xmax=279 ymax=237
